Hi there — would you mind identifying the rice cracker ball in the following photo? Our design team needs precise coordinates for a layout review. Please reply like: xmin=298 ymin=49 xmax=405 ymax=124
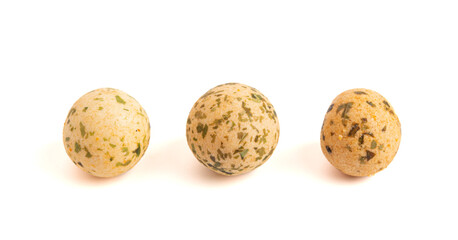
xmin=63 ymin=88 xmax=150 ymax=177
xmin=320 ymin=88 xmax=401 ymax=177
xmin=186 ymin=83 xmax=280 ymax=176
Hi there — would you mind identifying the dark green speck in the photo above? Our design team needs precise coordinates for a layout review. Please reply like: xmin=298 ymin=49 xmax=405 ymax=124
xmin=115 ymin=95 xmax=126 ymax=104
xmin=75 ymin=142 xmax=81 ymax=153
xmin=240 ymin=149 xmax=249 ymax=159
xmin=116 ymin=160 xmax=132 ymax=167
xmin=79 ymin=122 xmax=86 ymax=137
xmin=133 ymin=143 xmax=141 ymax=157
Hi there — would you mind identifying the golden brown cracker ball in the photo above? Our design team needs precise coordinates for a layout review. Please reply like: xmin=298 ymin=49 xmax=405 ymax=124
xmin=63 ymin=88 xmax=150 ymax=177
xmin=320 ymin=88 xmax=401 ymax=177
xmin=186 ymin=83 xmax=280 ymax=176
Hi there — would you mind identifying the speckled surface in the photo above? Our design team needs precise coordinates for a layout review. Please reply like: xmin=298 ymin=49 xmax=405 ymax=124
xmin=320 ymin=88 xmax=401 ymax=177
xmin=63 ymin=88 xmax=150 ymax=177
xmin=186 ymin=83 xmax=280 ymax=176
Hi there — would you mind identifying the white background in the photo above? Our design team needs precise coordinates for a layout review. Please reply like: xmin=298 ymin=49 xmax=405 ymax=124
xmin=1 ymin=1 xmax=457 ymax=239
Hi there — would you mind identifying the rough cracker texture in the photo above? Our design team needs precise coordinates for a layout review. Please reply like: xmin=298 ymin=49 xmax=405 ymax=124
xmin=320 ymin=88 xmax=401 ymax=177
xmin=63 ymin=88 xmax=150 ymax=177
xmin=186 ymin=83 xmax=280 ymax=176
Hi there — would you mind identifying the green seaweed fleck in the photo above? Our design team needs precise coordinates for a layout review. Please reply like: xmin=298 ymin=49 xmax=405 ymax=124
xmin=116 ymin=160 xmax=132 ymax=167
xmin=240 ymin=149 xmax=249 ymax=159
xmin=133 ymin=143 xmax=141 ymax=157
xmin=74 ymin=142 xmax=81 ymax=153
xmin=79 ymin=122 xmax=86 ymax=137
xmin=115 ymin=95 xmax=126 ymax=104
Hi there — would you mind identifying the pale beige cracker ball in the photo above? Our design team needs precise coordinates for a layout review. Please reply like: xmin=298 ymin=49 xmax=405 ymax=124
xmin=186 ymin=83 xmax=280 ymax=176
xmin=63 ymin=88 xmax=150 ymax=177
xmin=320 ymin=88 xmax=401 ymax=177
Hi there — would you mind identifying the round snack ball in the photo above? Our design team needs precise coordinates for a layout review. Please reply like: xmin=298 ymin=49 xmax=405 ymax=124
xmin=320 ymin=88 xmax=401 ymax=177
xmin=186 ymin=83 xmax=280 ymax=176
xmin=63 ymin=88 xmax=150 ymax=177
